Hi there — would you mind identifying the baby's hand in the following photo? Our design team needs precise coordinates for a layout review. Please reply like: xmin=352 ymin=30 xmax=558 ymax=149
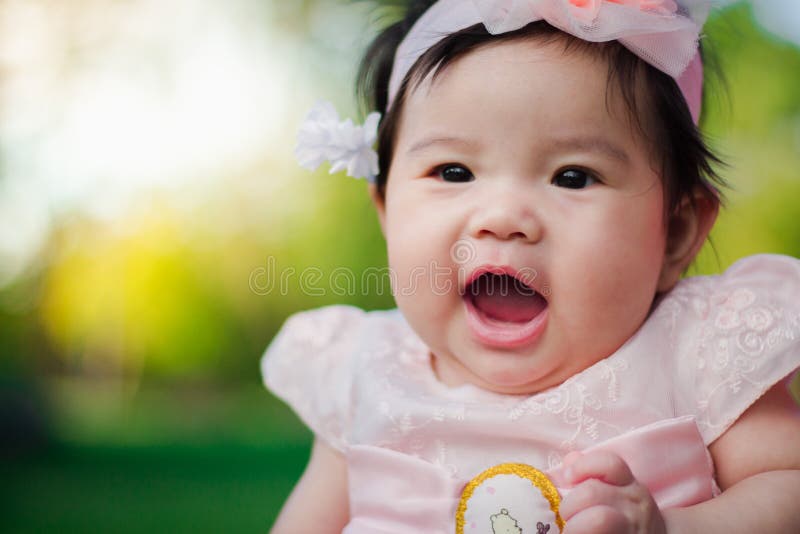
xmin=558 ymin=451 xmax=666 ymax=534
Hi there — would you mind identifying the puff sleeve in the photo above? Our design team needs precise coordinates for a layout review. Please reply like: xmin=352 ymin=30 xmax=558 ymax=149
xmin=261 ymin=305 xmax=366 ymax=452
xmin=674 ymin=254 xmax=800 ymax=445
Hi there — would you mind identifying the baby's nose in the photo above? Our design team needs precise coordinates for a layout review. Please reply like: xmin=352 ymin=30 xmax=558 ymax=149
xmin=468 ymin=190 xmax=543 ymax=243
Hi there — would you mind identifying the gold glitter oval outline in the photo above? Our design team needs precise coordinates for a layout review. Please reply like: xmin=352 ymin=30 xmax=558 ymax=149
xmin=455 ymin=462 xmax=564 ymax=533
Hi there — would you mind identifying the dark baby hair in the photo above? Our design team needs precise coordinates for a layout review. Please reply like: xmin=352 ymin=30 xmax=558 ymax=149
xmin=356 ymin=0 xmax=726 ymax=217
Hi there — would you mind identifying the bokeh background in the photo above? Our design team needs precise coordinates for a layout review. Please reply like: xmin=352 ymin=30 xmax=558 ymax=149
xmin=1 ymin=0 xmax=798 ymax=531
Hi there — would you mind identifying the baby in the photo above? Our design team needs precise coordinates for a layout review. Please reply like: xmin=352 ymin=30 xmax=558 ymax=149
xmin=264 ymin=1 xmax=800 ymax=532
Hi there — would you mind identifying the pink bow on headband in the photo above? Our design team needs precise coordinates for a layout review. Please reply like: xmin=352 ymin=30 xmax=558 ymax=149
xmin=566 ymin=0 xmax=679 ymax=21
xmin=476 ymin=0 xmax=679 ymax=30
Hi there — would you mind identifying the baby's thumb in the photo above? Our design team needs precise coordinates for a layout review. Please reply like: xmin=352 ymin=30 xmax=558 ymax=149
xmin=549 ymin=451 xmax=582 ymax=487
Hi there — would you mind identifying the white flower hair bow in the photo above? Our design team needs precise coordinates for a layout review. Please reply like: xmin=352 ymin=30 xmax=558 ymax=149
xmin=294 ymin=100 xmax=381 ymax=182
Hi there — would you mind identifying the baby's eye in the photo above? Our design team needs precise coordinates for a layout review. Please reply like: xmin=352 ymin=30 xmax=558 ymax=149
xmin=434 ymin=164 xmax=474 ymax=183
xmin=552 ymin=169 xmax=598 ymax=189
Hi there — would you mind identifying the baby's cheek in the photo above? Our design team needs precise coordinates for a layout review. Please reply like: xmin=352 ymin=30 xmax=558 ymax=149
xmin=551 ymin=244 xmax=658 ymax=354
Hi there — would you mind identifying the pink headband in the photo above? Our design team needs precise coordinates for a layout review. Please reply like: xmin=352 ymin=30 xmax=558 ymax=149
xmin=388 ymin=0 xmax=708 ymax=123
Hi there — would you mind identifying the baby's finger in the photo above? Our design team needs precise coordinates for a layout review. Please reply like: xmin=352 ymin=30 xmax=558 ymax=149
xmin=562 ymin=505 xmax=626 ymax=534
xmin=563 ymin=450 xmax=635 ymax=486
xmin=559 ymin=478 xmax=619 ymax=522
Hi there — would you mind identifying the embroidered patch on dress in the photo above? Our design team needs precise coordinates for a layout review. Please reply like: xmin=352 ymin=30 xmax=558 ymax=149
xmin=457 ymin=463 xmax=564 ymax=533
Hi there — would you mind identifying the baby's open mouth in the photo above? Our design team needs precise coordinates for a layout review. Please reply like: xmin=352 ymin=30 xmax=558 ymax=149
xmin=462 ymin=270 xmax=549 ymax=349
xmin=466 ymin=272 xmax=548 ymax=323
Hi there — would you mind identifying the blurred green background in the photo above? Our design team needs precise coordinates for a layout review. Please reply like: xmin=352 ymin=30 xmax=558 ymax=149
xmin=1 ymin=1 xmax=798 ymax=532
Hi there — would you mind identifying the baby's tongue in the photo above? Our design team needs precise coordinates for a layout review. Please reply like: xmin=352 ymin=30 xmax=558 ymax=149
xmin=471 ymin=274 xmax=547 ymax=323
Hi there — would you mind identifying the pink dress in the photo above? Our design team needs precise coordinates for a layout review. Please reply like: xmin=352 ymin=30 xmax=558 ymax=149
xmin=262 ymin=254 xmax=800 ymax=534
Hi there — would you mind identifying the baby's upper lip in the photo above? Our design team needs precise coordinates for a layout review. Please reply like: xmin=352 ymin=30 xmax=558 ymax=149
xmin=461 ymin=264 xmax=543 ymax=296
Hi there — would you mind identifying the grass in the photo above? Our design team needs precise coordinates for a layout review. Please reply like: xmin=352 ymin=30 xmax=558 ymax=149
xmin=2 ymin=442 xmax=309 ymax=533
xmin=1 ymin=380 xmax=312 ymax=533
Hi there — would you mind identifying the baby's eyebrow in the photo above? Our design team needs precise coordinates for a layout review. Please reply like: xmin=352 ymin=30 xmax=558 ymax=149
xmin=406 ymin=134 xmax=631 ymax=164
xmin=406 ymin=135 xmax=481 ymax=155
xmin=544 ymin=136 xmax=631 ymax=164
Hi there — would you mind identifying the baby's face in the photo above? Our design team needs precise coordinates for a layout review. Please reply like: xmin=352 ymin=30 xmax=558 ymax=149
xmin=375 ymin=39 xmax=669 ymax=395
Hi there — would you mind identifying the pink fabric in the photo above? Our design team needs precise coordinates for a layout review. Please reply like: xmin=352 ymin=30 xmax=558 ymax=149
xmin=262 ymin=254 xmax=800 ymax=532
xmin=677 ymin=52 xmax=703 ymax=123
xmin=344 ymin=417 xmax=713 ymax=533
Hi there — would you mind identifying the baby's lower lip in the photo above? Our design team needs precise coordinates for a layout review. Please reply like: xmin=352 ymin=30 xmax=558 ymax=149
xmin=463 ymin=295 xmax=548 ymax=349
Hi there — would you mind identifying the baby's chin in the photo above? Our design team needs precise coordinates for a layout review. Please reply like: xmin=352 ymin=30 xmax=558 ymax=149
xmin=475 ymin=369 xmax=565 ymax=396
xmin=433 ymin=350 xmax=569 ymax=396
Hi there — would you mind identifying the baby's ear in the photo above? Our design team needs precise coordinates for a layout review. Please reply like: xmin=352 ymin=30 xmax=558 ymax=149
xmin=657 ymin=187 xmax=719 ymax=292
xmin=369 ymin=183 xmax=386 ymax=235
